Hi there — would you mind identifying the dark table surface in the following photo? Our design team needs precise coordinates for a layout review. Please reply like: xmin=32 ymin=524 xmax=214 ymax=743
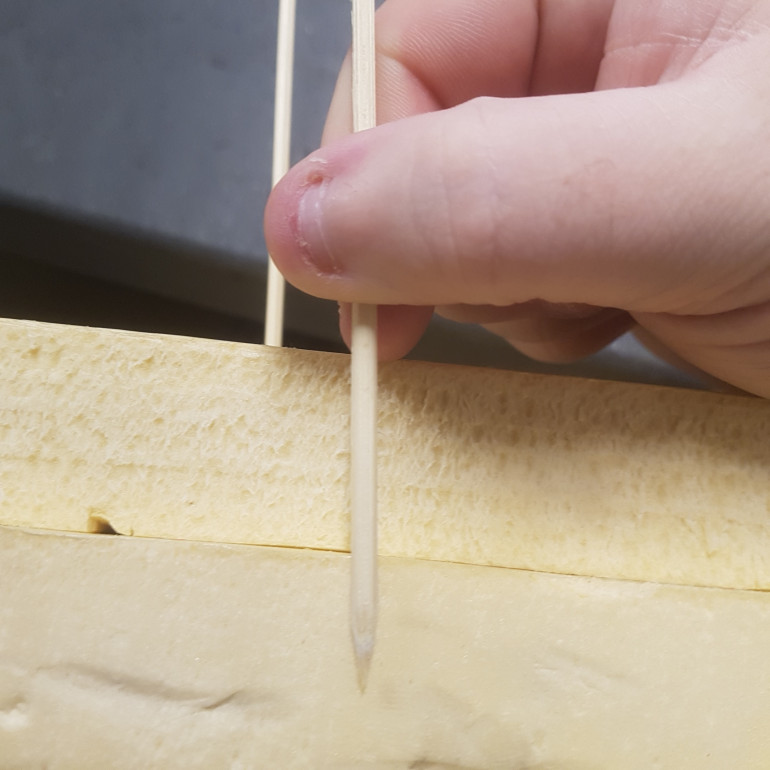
xmin=1 ymin=0 xmax=348 ymax=321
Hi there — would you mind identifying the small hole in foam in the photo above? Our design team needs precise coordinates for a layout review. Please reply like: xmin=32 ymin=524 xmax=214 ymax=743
xmin=86 ymin=514 xmax=121 ymax=535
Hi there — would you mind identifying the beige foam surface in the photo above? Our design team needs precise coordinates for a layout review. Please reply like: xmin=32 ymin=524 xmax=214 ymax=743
xmin=0 ymin=524 xmax=768 ymax=769
xmin=0 ymin=318 xmax=768 ymax=589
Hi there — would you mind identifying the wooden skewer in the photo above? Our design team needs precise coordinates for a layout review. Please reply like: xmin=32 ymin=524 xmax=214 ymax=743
xmin=264 ymin=0 xmax=297 ymax=347
xmin=350 ymin=0 xmax=378 ymax=693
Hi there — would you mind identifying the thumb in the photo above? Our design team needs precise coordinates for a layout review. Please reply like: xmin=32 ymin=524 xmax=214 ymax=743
xmin=265 ymin=75 xmax=765 ymax=320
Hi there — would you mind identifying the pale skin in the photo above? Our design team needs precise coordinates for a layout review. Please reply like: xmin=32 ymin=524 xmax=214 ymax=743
xmin=264 ymin=0 xmax=770 ymax=398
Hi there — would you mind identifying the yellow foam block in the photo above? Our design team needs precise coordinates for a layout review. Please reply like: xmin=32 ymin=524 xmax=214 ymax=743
xmin=0 ymin=318 xmax=768 ymax=768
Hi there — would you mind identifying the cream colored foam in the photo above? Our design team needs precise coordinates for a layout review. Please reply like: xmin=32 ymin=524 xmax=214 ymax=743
xmin=0 ymin=524 xmax=768 ymax=770
xmin=0 ymin=318 xmax=768 ymax=589
xmin=1 ymin=318 xmax=769 ymax=768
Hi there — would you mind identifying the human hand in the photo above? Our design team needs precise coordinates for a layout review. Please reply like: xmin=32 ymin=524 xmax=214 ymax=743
xmin=264 ymin=0 xmax=770 ymax=398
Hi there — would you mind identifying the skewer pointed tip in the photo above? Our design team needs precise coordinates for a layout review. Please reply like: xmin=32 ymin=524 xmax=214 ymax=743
xmin=353 ymin=634 xmax=374 ymax=693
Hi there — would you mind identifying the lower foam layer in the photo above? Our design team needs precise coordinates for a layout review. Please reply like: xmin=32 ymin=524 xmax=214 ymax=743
xmin=1 ymin=525 xmax=768 ymax=769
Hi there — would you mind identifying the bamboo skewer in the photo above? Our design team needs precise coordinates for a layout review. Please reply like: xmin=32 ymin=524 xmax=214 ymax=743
xmin=349 ymin=0 xmax=378 ymax=693
xmin=264 ymin=0 xmax=297 ymax=347
xmin=350 ymin=302 xmax=378 ymax=692
xmin=266 ymin=0 xmax=378 ymax=690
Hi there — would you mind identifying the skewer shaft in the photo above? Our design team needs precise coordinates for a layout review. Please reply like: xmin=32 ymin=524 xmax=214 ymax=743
xmin=350 ymin=0 xmax=378 ymax=692
xmin=350 ymin=302 xmax=378 ymax=690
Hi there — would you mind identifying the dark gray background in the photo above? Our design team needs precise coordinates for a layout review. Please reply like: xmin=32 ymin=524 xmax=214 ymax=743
xmin=0 ymin=0 xmax=706 ymax=388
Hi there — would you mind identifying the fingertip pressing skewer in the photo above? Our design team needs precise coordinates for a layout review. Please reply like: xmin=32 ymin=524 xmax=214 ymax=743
xmin=265 ymin=0 xmax=297 ymax=347
xmin=350 ymin=0 xmax=378 ymax=693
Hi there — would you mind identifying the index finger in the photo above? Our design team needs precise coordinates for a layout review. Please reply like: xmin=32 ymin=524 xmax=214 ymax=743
xmin=323 ymin=0 xmax=614 ymax=142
